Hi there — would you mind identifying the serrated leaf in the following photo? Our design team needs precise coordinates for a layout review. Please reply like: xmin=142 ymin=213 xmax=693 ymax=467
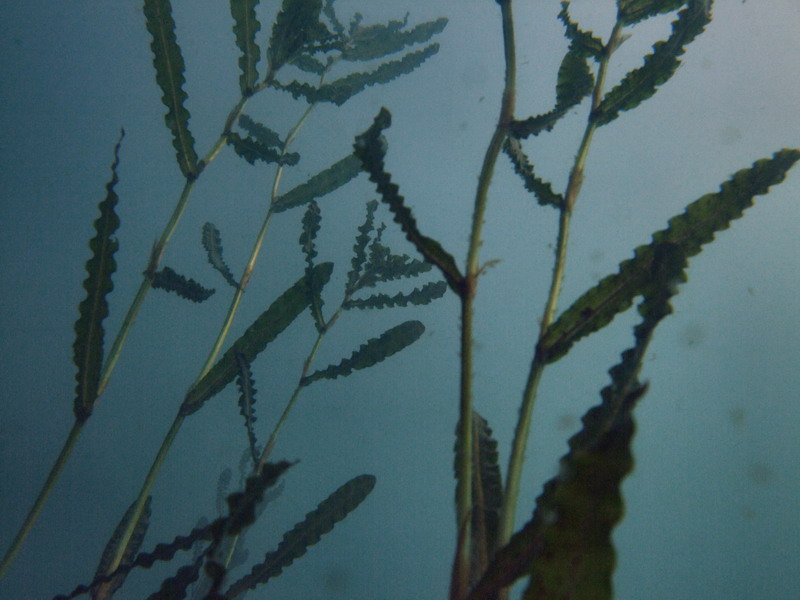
xmin=345 ymin=280 xmax=447 ymax=310
xmin=267 ymin=0 xmax=329 ymax=73
xmin=234 ymin=352 xmax=259 ymax=466
xmin=539 ymin=149 xmax=800 ymax=364
xmin=230 ymin=0 xmax=261 ymax=95
xmin=273 ymin=154 xmax=363 ymax=213
xmin=517 ymin=249 xmax=687 ymax=600
xmin=73 ymin=131 xmax=124 ymax=422
xmin=144 ymin=0 xmax=199 ymax=179
xmin=510 ymin=43 xmax=594 ymax=139
xmin=277 ymin=43 xmax=440 ymax=106
xmin=182 ymin=263 xmax=333 ymax=414
xmin=356 ymin=246 xmax=433 ymax=291
xmin=593 ymin=2 xmax=711 ymax=126
xmin=467 ymin=248 xmax=688 ymax=600
xmin=92 ymin=497 xmax=152 ymax=600
xmin=346 ymin=199 xmax=379 ymax=293
xmin=238 ymin=114 xmax=283 ymax=148
xmin=202 ymin=222 xmax=238 ymax=289
xmin=300 ymin=200 xmax=326 ymax=331
xmin=301 ymin=320 xmax=425 ymax=386
xmin=227 ymin=131 xmax=300 ymax=166
xmin=617 ymin=0 xmax=688 ymax=26
xmin=504 ymin=138 xmax=563 ymax=208
xmin=343 ymin=15 xmax=448 ymax=62
xmin=150 ymin=266 xmax=215 ymax=303
xmin=353 ymin=108 xmax=464 ymax=294
xmin=224 ymin=474 xmax=376 ymax=596
xmin=559 ymin=2 xmax=604 ymax=59
xmin=469 ymin=412 xmax=503 ymax=587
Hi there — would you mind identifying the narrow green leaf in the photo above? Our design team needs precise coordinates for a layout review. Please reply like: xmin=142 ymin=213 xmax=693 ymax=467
xmin=342 ymin=15 xmax=448 ymax=62
xmin=346 ymin=199 xmax=379 ymax=293
xmin=92 ymin=497 xmax=152 ymax=600
xmin=617 ymin=0 xmax=688 ymax=26
xmin=230 ymin=0 xmax=262 ymax=95
xmin=593 ymin=2 xmax=711 ymax=126
xmin=353 ymin=108 xmax=464 ymax=294
xmin=345 ymin=280 xmax=447 ymax=310
xmin=555 ymin=45 xmax=594 ymax=110
xmin=228 ymin=131 xmax=300 ymax=166
xmin=468 ymin=244 xmax=687 ymax=600
xmin=504 ymin=138 xmax=563 ymax=208
xmin=144 ymin=0 xmax=199 ymax=179
xmin=510 ymin=44 xmax=594 ymax=139
xmin=539 ymin=149 xmax=800 ymax=364
xmin=267 ymin=0 xmax=328 ymax=73
xmin=470 ymin=412 xmax=503 ymax=585
xmin=559 ymin=2 xmax=604 ymax=59
xmin=300 ymin=200 xmax=326 ymax=331
xmin=277 ymin=43 xmax=441 ymax=106
xmin=301 ymin=320 xmax=425 ymax=386
xmin=202 ymin=222 xmax=239 ymax=289
xmin=182 ymin=263 xmax=333 ymax=414
xmin=238 ymin=114 xmax=283 ymax=148
xmin=150 ymin=266 xmax=215 ymax=303
xmin=224 ymin=474 xmax=376 ymax=597
xmin=273 ymin=154 xmax=363 ymax=213
xmin=73 ymin=131 xmax=124 ymax=422
xmin=234 ymin=352 xmax=259 ymax=466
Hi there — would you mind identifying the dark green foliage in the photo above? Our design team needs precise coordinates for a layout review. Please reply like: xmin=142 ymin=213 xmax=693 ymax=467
xmin=504 ymin=138 xmax=563 ymax=208
xmin=273 ymin=154 xmax=363 ymax=213
xmin=228 ymin=115 xmax=301 ymax=167
xmin=234 ymin=352 xmax=259 ymax=466
xmin=224 ymin=474 xmax=376 ymax=596
xmin=469 ymin=412 xmax=503 ymax=586
xmin=345 ymin=280 xmax=447 ymax=310
xmin=73 ymin=132 xmax=124 ymax=423
xmin=343 ymin=14 xmax=448 ymax=62
xmin=300 ymin=200 xmax=326 ymax=331
xmin=202 ymin=222 xmax=239 ymax=289
xmin=182 ymin=263 xmax=333 ymax=414
xmin=346 ymin=199 xmax=379 ymax=292
xmin=229 ymin=0 xmax=261 ymax=95
xmin=617 ymin=0 xmax=689 ymax=26
xmin=92 ymin=497 xmax=152 ymax=600
xmin=510 ymin=38 xmax=594 ymax=138
xmin=150 ymin=266 xmax=215 ymax=303
xmin=539 ymin=149 xmax=800 ymax=364
xmin=267 ymin=0 xmax=330 ymax=73
xmin=276 ymin=43 xmax=441 ymax=106
xmin=143 ymin=0 xmax=199 ymax=179
xmin=354 ymin=108 xmax=464 ymax=294
xmin=559 ymin=2 xmax=604 ymax=59
xmin=593 ymin=2 xmax=711 ymax=126
xmin=301 ymin=320 xmax=425 ymax=386
xmin=469 ymin=246 xmax=687 ymax=600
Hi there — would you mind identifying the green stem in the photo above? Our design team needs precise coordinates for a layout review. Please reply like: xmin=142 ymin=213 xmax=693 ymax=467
xmin=105 ymin=413 xmax=185 ymax=575
xmin=498 ymin=20 xmax=625 ymax=545
xmin=454 ymin=0 xmax=517 ymax=595
xmin=0 ymin=421 xmax=84 ymax=579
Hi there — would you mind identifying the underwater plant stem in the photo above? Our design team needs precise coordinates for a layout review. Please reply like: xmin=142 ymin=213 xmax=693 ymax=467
xmin=260 ymin=329 xmax=325 ymax=466
xmin=498 ymin=20 xmax=625 ymax=545
xmin=453 ymin=1 xmax=517 ymax=595
xmin=0 ymin=421 xmax=83 ymax=580
xmin=106 ymin=412 xmax=185 ymax=575
xmin=198 ymin=102 xmax=316 ymax=381
xmin=97 ymin=179 xmax=195 ymax=396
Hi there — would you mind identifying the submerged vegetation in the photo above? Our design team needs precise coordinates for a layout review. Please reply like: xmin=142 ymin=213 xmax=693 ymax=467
xmin=0 ymin=0 xmax=797 ymax=598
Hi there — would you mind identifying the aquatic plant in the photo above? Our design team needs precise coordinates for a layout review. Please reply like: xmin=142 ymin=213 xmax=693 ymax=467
xmin=0 ymin=0 xmax=797 ymax=598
